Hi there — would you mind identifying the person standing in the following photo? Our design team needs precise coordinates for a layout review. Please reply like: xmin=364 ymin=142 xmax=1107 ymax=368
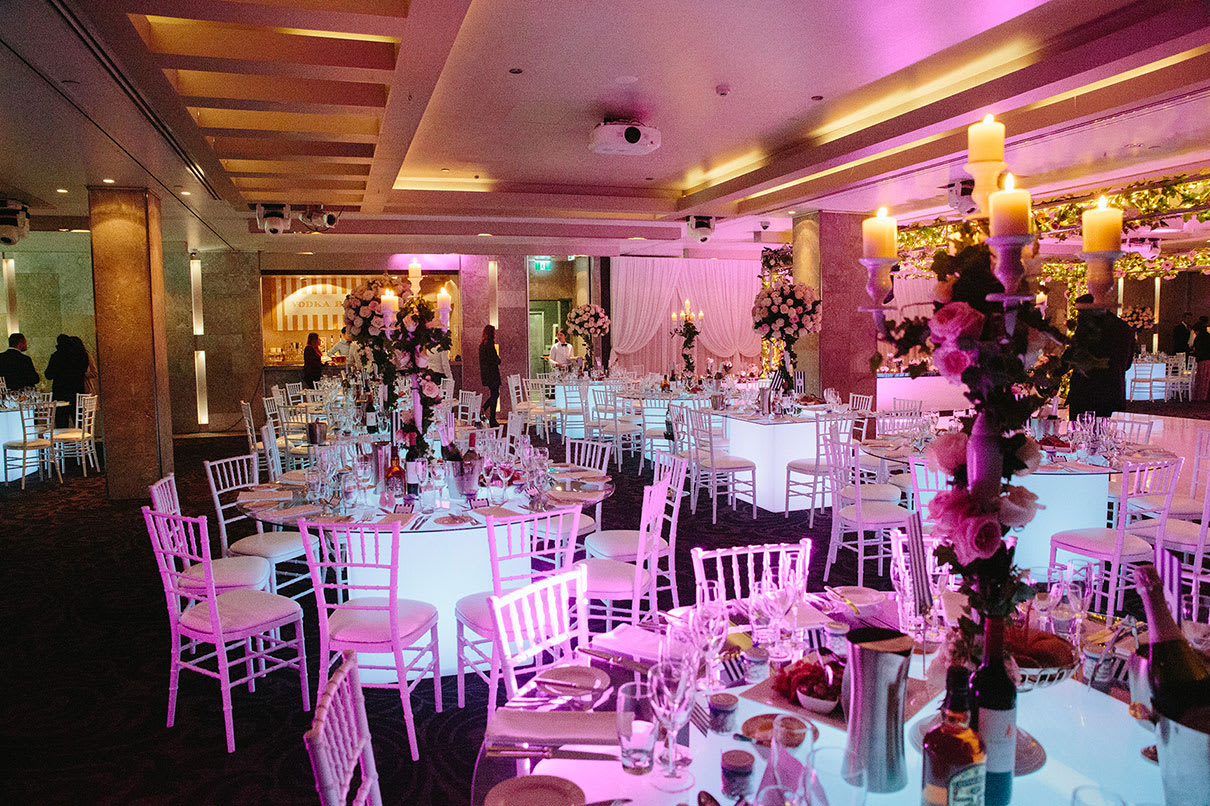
xmin=1172 ymin=312 xmax=1194 ymax=355
xmin=326 ymin=327 xmax=353 ymax=363
xmin=302 ymin=332 xmax=323 ymax=388
xmin=0 ymin=332 xmax=40 ymax=391
xmin=45 ymin=334 xmax=88 ymax=427
xmin=1066 ymin=295 xmax=1137 ymax=418
xmin=427 ymin=346 xmax=452 ymax=381
xmin=1194 ymin=321 xmax=1210 ymax=401
xmin=73 ymin=336 xmax=98 ymax=395
xmin=549 ymin=329 xmax=575 ymax=370
xmin=478 ymin=324 xmax=501 ymax=427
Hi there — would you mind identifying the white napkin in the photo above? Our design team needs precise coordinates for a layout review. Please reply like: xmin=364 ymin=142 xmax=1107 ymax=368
xmin=273 ymin=504 xmax=323 ymax=521
xmin=485 ymin=709 xmax=618 ymax=746
xmin=589 ymin=624 xmax=690 ymax=663
xmin=236 ymin=489 xmax=292 ymax=503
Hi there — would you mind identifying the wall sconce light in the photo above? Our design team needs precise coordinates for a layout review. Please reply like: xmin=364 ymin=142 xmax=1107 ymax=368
xmin=189 ymin=252 xmax=204 ymax=336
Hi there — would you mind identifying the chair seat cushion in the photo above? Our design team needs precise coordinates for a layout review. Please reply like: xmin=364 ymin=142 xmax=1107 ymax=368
xmin=837 ymin=501 xmax=910 ymax=525
xmin=583 ymin=529 xmax=668 ymax=561
xmin=455 ymin=590 xmax=498 ymax=635
xmin=1125 ymin=493 xmax=1204 ymax=518
xmin=576 ymin=514 xmax=596 ymax=536
xmin=230 ymin=529 xmax=316 ymax=563
xmin=888 ymin=473 xmax=914 ymax=491
xmin=582 ymin=558 xmax=650 ymax=597
xmin=329 ymin=596 xmax=438 ymax=646
xmin=45 ymin=428 xmax=85 ymax=439
xmin=182 ymin=555 xmax=271 ymax=591
xmin=699 ymin=454 xmax=755 ymax=471
xmin=4 ymin=438 xmax=52 ymax=450
xmin=841 ymin=483 xmax=902 ymax=503
xmin=180 ymin=588 xmax=301 ymax=636
xmin=787 ymin=458 xmax=824 ymax=474
xmin=1051 ymin=527 xmax=1153 ymax=559
xmin=1129 ymin=517 xmax=1208 ymax=549
xmin=645 ymin=428 xmax=672 ymax=439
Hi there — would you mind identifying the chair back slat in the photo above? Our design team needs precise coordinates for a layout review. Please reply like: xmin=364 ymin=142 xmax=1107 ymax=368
xmin=204 ymin=454 xmax=262 ymax=552
xmin=691 ymin=538 xmax=812 ymax=603
xmin=149 ymin=474 xmax=182 ymax=516
xmin=565 ymin=438 xmax=612 ymax=474
xmin=304 ymin=651 xmax=382 ymax=806
xmin=485 ymin=507 xmax=580 ymax=593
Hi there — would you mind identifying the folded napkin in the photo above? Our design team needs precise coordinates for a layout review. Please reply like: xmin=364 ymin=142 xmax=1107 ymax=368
xmin=485 ymin=709 xmax=618 ymax=746
xmin=590 ymin=624 xmax=688 ymax=663
xmin=274 ymin=504 xmax=324 ymax=521
xmin=547 ymin=490 xmax=599 ymax=504
xmin=1061 ymin=460 xmax=1108 ymax=473
xmin=474 ymin=506 xmax=524 ymax=519
xmin=278 ymin=469 xmax=307 ymax=485
xmin=236 ymin=489 xmax=293 ymax=503
xmin=377 ymin=512 xmax=415 ymax=526
xmin=552 ymin=468 xmax=594 ymax=479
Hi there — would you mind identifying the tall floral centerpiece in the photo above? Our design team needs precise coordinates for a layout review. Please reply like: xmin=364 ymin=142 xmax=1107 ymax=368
xmin=343 ymin=275 xmax=451 ymax=453
xmin=751 ymin=278 xmax=821 ymax=371
xmin=566 ymin=303 xmax=610 ymax=370
xmin=669 ymin=298 xmax=703 ymax=377
xmin=1121 ymin=305 xmax=1155 ymax=351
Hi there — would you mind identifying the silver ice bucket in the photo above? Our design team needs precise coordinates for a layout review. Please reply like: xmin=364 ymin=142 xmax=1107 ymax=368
xmin=447 ymin=458 xmax=484 ymax=499
xmin=844 ymin=627 xmax=914 ymax=793
xmin=1157 ymin=713 xmax=1210 ymax=806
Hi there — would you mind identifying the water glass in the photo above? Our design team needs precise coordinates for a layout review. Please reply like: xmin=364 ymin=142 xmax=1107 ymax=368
xmin=754 ymin=784 xmax=803 ymax=806
xmin=1070 ymin=785 xmax=1126 ymax=806
xmin=771 ymin=714 xmax=815 ymax=791
xmin=304 ymin=469 xmax=321 ymax=503
xmin=616 ymin=681 xmax=657 ymax=776
xmin=803 ymin=746 xmax=866 ymax=806
xmin=1181 ymin=593 xmax=1210 ymax=654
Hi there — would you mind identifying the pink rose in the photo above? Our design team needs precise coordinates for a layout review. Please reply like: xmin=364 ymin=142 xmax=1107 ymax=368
xmin=421 ymin=379 xmax=440 ymax=398
xmin=359 ymin=305 xmax=371 ymax=317
xmin=368 ymin=326 xmax=382 ymax=336
xmin=928 ymin=302 xmax=985 ymax=345
xmin=926 ymin=431 xmax=968 ymax=475
xmin=951 ymin=512 xmax=1004 ymax=565
xmin=933 ymin=344 xmax=974 ymax=381
xmin=998 ymin=485 xmax=1040 ymax=528
xmin=1014 ymin=437 xmax=1041 ymax=477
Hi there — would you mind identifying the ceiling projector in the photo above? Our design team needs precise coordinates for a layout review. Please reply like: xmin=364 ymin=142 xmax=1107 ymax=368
xmin=589 ymin=120 xmax=661 ymax=155
xmin=297 ymin=207 xmax=337 ymax=231
xmin=0 ymin=199 xmax=30 ymax=246
xmin=686 ymin=215 xmax=715 ymax=242
xmin=256 ymin=203 xmax=292 ymax=235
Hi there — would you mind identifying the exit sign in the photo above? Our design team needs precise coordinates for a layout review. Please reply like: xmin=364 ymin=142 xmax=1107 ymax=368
xmin=529 ymin=256 xmax=553 ymax=272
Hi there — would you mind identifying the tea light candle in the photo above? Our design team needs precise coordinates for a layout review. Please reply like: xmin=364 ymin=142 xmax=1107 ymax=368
xmin=968 ymin=113 xmax=1005 ymax=162
xmin=862 ymin=206 xmax=897 ymax=258
xmin=989 ymin=173 xmax=1031 ymax=237
xmin=1082 ymin=196 xmax=1122 ymax=252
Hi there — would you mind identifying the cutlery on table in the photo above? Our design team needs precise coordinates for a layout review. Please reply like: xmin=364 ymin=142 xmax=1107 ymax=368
xmin=824 ymin=585 xmax=861 ymax=615
xmin=578 ymin=647 xmax=651 ymax=674
xmin=484 ymin=746 xmax=620 ymax=761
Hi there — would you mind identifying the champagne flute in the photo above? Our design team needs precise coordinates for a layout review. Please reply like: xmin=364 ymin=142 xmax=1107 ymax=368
xmin=692 ymin=590 xmax=730 ymax=691
xmin=647 ymin=659 xmax=696 ymax=792
xmin=1181 ymin=593 xmax=1210 ymax=654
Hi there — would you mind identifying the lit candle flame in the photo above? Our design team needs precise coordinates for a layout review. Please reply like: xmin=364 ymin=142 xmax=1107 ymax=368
xmin=876 ymin=206 xmax=888 ymax=218
xmin=1097 ymin=195 xmax=1108 ymax=210
xmin=382 ymin=288 xmax=396 ymax=299
xmin=983 ymin=113 xmax=995 ymax=125
xmin=1003 ymin=173 xmax=1016 ymax=192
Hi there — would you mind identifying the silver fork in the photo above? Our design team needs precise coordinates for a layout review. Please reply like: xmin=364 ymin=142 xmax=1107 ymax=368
xmin=689 ymin=702 xmax=710 ymax=736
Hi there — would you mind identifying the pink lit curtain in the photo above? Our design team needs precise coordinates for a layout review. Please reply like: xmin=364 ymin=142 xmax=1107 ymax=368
xmin=888 ymin=276 xmax=937 ymax=323
xmin=610 ymin=257 xmax=762 ymax=374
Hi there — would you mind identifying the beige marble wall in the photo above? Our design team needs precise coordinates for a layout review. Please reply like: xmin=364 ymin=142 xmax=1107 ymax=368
xmin=88 ymin=187 xmax=172 ymax=499
xmin=459 ymin=255 xmax=528 ymax=414
xmin=794 ymin=211 xmax=876 ymax=400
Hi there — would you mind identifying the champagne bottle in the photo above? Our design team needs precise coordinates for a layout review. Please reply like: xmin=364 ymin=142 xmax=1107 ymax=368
xmin=463 ymin=431 xmax=479 ymax=462
xmin=923 ymin=666 xmax=986 ymax=806
xmin=1133 ymin=564 xmax=1210 ymax=723
xmin=970 ymin=616 xmax=1015 ymax=806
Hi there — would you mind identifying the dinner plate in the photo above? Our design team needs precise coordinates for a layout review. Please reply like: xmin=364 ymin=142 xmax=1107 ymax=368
xmin=533 ymin=665 xmax=610 ymax=697
xmin=484 ymin=775 xmax=585 ymax=806
xmin=828 ymin=586 xmax=887 ymax=613
xmin=741 ymin=713 xmax=820 ymax=746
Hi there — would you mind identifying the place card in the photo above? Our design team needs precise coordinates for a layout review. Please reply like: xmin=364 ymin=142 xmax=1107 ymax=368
xmin=394 ymin=502 xmax=413 ymax=514
xmin=469 ymin=497 xmax=490 ymax=509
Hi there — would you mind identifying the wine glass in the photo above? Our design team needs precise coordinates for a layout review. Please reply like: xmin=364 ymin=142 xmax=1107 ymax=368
xmin=771 ymin=714 xmax=816 ymax=792
xmin=1070 ymin=785 xmax=1126 ymax=806
xmin=1181 ymin=593 xmax=1210 ymax=654
xmin=691 ymin=584 xmax=730 ymax=691
xmin=803 ymin=746 xmax=867 ymax=806
xmin=647 ymin=659 xmax=697 ymax=792
xmin=754 ymin=572 xmax=795 ymax=661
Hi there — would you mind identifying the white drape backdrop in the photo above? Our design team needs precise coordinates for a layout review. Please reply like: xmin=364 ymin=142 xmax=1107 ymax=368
xmin=888 ymin=275 xmax=937 ymax=323
xmin=611 ymin=257 xmax=763 ymax=373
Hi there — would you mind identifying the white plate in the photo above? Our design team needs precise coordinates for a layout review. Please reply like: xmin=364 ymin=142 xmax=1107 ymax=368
xmin=533 ymin=665 xmax=610 ymax=697
xmin=828 ymin=586 xmax=887 ymax=613
xmin=484 ymin=775 xmax=585 ymax=806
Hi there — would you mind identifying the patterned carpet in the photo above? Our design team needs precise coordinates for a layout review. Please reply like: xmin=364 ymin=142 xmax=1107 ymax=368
xmin=1 ymin=434 xmax=879 ymax=805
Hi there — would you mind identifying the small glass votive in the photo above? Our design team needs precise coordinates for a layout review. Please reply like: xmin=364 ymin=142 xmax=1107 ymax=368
xmin=743 ymin=646 xmax=770 ymax=682
xmin=721 ymin=749 xmax=755 ymax=799
xmin=707 ymin=693 xmax=738 ymax=733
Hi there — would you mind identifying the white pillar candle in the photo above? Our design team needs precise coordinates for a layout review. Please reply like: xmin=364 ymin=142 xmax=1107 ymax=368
xmin=862 ymin=207 xmax=897 ymax=258
xmin=1082 ymin=196 xmax=1122 ymax=252
xmin=968 ymin=113 xmax=1005 ymax=162
xmin=989 ymin=173 xmax=1030 ymax=237
xmin=380 ymin=288 xmax=399 ymax=326
xmin=437 ymin=285 xmax=452 ymax=312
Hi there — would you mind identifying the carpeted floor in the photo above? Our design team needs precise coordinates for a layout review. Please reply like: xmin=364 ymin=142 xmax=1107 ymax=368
xmin=2 ymin=434 xmax=879 ymax=805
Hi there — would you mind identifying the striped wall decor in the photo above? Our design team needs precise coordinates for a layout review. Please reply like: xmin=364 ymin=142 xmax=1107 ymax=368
xmin=272 ymin=275 xmax=354 ymax=332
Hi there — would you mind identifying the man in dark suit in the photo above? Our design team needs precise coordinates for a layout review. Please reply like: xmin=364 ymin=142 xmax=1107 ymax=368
xmin=1067 ymin=296 xmax=1137 ymax=419
xmin=1172 ymin=312 xmax=1194 ymax=355
xmin=0 ymin=332 xmax=39 ymax=390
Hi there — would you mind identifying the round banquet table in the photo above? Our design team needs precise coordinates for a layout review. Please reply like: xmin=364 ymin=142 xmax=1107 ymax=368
xmin=859 ymin=440 xmax=1174 ymax=569
xmin=239 ymin=467 xmax=614 ymax=678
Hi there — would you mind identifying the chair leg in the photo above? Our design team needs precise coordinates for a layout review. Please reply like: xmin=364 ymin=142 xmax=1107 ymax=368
xmin=217 ymin=642 xmax=237 ymax=753
xmin=394 ymin=647 xmax=421 ymax=762
xmin=487 ymin=651 xmax=502 ymax=718
xmin=431 ymin=625 xmax=443 ymax=714
xmin=751 ymin=471 xmax=757 ymax=519
xmin=456 ymin=621 xmax=467 ymax=708
xmin=245 ymin=637 xmax=256 ymax=692
xmin=167 ymin=631 xmax=181 ymax=728
xmin=784 ymin=469 xmax=792 ymax=518
xmin=295 ymin=620 xmax=310 ymax=711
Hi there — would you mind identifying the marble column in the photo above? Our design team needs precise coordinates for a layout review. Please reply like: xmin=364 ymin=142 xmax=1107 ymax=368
xmin=792 ymin=211 xmax=876 ymax=400
xmin=459 ymin=255 xmax=528 ymax=416
xmin=88 ymin=187 xmax=173 ymax=499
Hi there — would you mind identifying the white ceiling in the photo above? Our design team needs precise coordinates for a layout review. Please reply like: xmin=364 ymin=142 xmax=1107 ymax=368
xmin=0 ymin=0 xmax=1207 ymax=257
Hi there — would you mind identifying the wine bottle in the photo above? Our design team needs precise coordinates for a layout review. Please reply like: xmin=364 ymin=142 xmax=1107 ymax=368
xmin=365 ymin=398 xmax=378 ymax=434
xmin=385 ymin=445 xmax=405 ymax=497
xmin=404 ymin=433 xmax=421 ymax=497
xmin=923 ymin=666 xmax=986 ymax=806
xmin=969 ymin=616 xmax=1015 ymax=806
xmin=1133 ymin=564 xmax=1210 ymax=722
xmin=463 ymin=431 xmax=480 ymax=462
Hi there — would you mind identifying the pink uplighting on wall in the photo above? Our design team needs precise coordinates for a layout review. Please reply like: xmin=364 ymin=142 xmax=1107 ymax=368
xmin=385 ymin=254 xmax=462 ymax=272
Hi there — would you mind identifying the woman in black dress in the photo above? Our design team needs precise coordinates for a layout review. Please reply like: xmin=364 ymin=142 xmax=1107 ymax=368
xmin=302 ymin=332 xmax=324 ymax=388
xmin=478 ymin=325 xmax=501 ymax=427
xmin=45 ymin=333 xmax=88 ymax=427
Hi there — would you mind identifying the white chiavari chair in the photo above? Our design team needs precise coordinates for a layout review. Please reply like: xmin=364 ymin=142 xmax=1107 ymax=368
xmin=581 ymin=478 xmax=668 ymax=630
xmin=891 ymin=397 xmax=923 ymax=414
xmin=298 ymin=519 xmax=442 ymax=761
xmin=823 ymin=425 xmax=910 ymax=587
xmin=1109 ymin=413 xmax=1155 ymax=445
xmin=262 ymin=423 xmax=285 ymax=481
xmin=1051 ymin=457 xmax=1182 ymax=618
xmin=3 ymin=400 xmax=59 ymax=488
xmin=457 ymin=391 xmax=482 ymax=425
xmin=1130 ymin=455 xmax=1210 ymax=601
xmin=557 ymin=382 xmax=589 ymax=443
xmin=286 ymin=381 xmax=304 ymax=405
xmin=144 ymin=507 xmax=309 ymax=753
xmin=849 ymin=393 xmax=873 ymax=412
xmin=453 ymin=506 xmax=580 ymax=716
xmin=488 ymin=564 xmax=589 ymax=705
xmin=204 ymin=453 xmax=315 ymax=599
xmin=638 ymin=397 xmax=674 ymax=474
xmin=784 ymin=412 xmax=858 ymax=526
xmin=686 ymin=406 xmax=756 ymax=524
xmin=50 ymin=392 xmax=99 ymax=476
xmin=304 ymin=651 xmax=382 ymax=806
xmin=588 ymin=387 xmax=641 ymax=471
xmin=585 ymin=452 xmax=688 ymax=609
